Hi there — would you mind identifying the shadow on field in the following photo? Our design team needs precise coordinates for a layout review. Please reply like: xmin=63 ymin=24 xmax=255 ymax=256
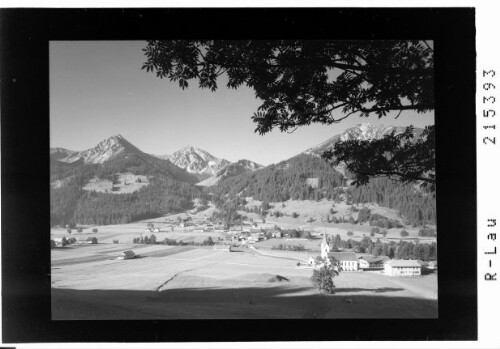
xmin=334 ymin=287 xmax=404 ymax=293
xmin=52 ymin=285 xmax=437 ymax=320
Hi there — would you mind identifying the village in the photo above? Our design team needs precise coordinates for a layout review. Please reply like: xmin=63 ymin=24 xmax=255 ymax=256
xmin=52 ymin=212 xmax=437 ymax=277
xmin=50 ymin=205 xmax=438 ymax=320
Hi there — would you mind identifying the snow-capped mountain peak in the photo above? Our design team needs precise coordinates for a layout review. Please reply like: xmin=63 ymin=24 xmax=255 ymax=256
xmin=160 ymin=146 xmax=231 ymax=179
xmin=54 ymin=134 xmax=142 ymax=164
xmin=196 ymin=158 xmax=263 ymax=187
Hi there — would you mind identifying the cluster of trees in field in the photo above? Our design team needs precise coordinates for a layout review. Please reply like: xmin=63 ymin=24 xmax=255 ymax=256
xmin=329 ymin=234 xmax=437 ymax=261
xmin=271 ymin=243 xmax=306 ymax=251
xmin=133 ymin=236 xmax=215 ymax=246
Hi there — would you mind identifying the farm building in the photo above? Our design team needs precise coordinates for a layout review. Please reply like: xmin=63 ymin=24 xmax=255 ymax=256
xmin=384 ymin=260 xmax=422 ymax=277
xmin=327 ymin=252 xmax=359 ymax=271
xmin=118 ymin=250 xmax=137 ymax=260
xmin=358 ymin=256 xmax=390 ymax=269
xmin=53 ymin=237 xmax=68 ymax=246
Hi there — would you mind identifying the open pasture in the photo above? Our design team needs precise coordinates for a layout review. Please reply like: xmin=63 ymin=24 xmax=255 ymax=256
xmin=52 ymin=243 xmax=437 ymax=319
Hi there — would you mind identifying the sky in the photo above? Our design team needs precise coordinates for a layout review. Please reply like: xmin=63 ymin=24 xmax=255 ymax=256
xmin=50 ymin=41 xmax=434 ymax=166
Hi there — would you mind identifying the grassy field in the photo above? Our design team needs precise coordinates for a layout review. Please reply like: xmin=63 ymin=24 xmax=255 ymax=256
xmin=82 ymin=173 xmax=149 ymax=194
xmin=52 ymin=243 xmax=437 ymax=319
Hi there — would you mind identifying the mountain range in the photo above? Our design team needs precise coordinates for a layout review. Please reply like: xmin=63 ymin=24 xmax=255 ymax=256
xmin=51 ymin=123 xmax=423 ymax=188
xmin=155 ymin=146 xmax=231 ymax=181
xmin=50 ymin=123 xmax=434 ymax=227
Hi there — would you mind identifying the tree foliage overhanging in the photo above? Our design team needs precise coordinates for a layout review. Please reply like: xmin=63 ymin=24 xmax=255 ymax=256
xmin=142 ymin=40 xmax=435 ymax=185
xmin=325 ymin=125 xmax=435 ymax=186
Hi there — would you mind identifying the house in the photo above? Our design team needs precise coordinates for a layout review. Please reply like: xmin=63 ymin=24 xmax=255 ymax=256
xmin=273 ymin=231 xmax=282 ymax=238
xmin=250 ymin=233 xmax=264 ymax=242
xmin=320 ymin=231 xmax=358 ymax=271
xmin=358 ymin=255 xmax=390 ymax=269
xmin=384 ymin=259 xmax=421 ymax=276
xmin=53 ymin=237 xmax=68 ymax=246
xmin=153 ymin=228 xmax=160 ymax=233
xmin=327 ymin=252 xmax=359 ymax=271
xmin=118 ymin=250 xmax=137 ymax=260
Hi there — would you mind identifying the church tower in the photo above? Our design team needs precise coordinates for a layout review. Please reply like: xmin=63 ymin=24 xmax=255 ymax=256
xmin=321 ymin=230 xmax=330 ymax=259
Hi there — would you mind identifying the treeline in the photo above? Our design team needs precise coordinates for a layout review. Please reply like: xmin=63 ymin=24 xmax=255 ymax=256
xmin=133 ymin=235 xmax=215 ymax=246
xmin=329 ymin=234 xmax=437 ymax=261
xmin=209 ymin=153 xmax=436 ymax=226
xmin=211 ymin=154 xmax=346 ymax=203
xmin=349 ymin=178 xmax=436 ymax=226
xmin=51 ymin=176 xmax=208 ymax=226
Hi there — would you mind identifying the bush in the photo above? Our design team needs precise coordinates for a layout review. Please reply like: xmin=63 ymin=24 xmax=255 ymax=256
xmin=77 ymin=227 xmax=83 ymax=233
xmin=113 ymin=239 xmax=119 ymax=244
xmin=418 ymin=227 xmax=436 ymax=237
xmin=150 ymin=234 xmax=157 ymax=244
xmin=347 ymin=231 xmax=353 ymax=236
xmin=203 ymin=236 xmax=215 ymax=246
xmin=400 ymin=230 xmax=409 ymax=238
xmin=292 ymin=212 xmax=299 ymax=218
xmin=92 ymin=228 xmax=98 ymax=233
xmin=67 ymin=228 xmax=72 ymax=235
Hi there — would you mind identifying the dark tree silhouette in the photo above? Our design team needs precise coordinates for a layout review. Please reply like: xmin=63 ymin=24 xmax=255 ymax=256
xmin=324 ymin=125 xmax=435 ymax=186
xmin=142 ymin=40 xmax=434 ymax=185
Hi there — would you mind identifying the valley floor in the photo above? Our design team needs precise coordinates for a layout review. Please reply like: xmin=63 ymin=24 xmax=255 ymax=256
xmin=51 ymin=243 xmax=437 ymax=320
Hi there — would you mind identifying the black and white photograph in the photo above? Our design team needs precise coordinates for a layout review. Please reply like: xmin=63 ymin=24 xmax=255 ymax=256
xmin=1 ymin=6 xmax=483 ymax=346
xmin=49 ymin=39 xmax=438 ymax=320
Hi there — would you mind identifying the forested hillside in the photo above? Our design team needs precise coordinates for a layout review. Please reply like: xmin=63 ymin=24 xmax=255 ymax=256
xmin=209 ymin=153 xmax=436 ymax=226
xmin=50 ymin=151 xmax=204 ymax=227
xmin=210 ymin=154 xmax=346 ymax=202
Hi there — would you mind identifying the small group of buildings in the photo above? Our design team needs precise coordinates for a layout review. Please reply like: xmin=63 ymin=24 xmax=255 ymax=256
xmin=51 ymin=236 xmax=98 ymax=247
xmin=308 ymin=232 xmax=430 ymax=277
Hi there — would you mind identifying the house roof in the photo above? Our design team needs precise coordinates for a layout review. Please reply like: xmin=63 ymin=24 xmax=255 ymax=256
xmin=359 ymin=255 xmax=389 ymax=263
xmin=327 ymin=252 xmax=358 ymax=261
xmin=386 ymin=259 xmax=422 ymax=268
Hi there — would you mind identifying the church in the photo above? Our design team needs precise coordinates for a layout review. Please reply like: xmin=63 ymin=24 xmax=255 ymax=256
xmin=313 ymin=231 xmax=359 ymax=271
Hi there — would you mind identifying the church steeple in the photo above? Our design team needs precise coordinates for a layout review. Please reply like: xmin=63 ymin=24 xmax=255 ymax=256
xmin=321 ymin=230 xmax=330 ymax=259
